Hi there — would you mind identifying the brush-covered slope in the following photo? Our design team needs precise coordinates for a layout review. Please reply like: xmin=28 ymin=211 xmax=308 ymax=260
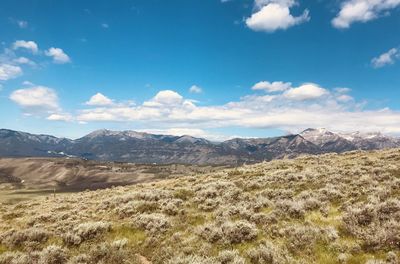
xmin=0 ymin=157 xmax=225 ymax=191
xmin=1 ymin=149 xmax=400 ymax=263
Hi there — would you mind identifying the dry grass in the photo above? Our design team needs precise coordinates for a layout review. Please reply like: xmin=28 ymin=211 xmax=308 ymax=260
xmin=1 ymin=148 xmax=400 ymax=263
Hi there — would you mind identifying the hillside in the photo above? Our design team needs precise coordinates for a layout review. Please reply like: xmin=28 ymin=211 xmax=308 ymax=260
xmin=0 ymin=157 xmax=225 ymax=192
xmin=1 ymin=149 xmax=400 ymax=263
xmin=1 ymin=128 xmax=400 ymax=165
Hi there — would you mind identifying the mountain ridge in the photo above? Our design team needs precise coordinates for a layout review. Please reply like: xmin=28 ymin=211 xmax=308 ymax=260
xmin=0 ymin=128 xmax=399 ymax=165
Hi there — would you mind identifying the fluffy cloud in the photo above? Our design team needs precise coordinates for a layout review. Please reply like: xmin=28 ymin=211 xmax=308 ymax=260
xmin=0 ymin=64 xmax=22 ymax=81
xmin=45 ymin=47 xmax=71 ymax=64
xmin=10 ymin=86 xmax=60 ymax=113
xmin=12 ymin=40 xmax=38 ymax=53
xmin=86 ymin=93 xmax=114 ymax=106
xmin=332 ymin=0 xmax=400 ymax=28
xmin=252 ymin=81 xmax=292 ymax=92
xmin=371 ymin=48 xmax=399 ymax=68
xmin=144 ymin=90 xmax=184 ymax=106
xmin=246 ymin=1 xmax=310 ymax=32
xmin=189 ymin=85 xmax=203 ymax=94
xmin=283 ymin=83 xmax=329 ymax=100
xmin=3 ymin=80 xmax=383 ymax=135
xmin=47 ymin=113 xmax=73 ymax=122
xmin=74 ymin=85 xmax=400 ymax=135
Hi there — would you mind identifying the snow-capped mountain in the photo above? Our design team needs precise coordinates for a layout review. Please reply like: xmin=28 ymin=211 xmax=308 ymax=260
xmin=0 ymin=128 xmax=399 ymax=165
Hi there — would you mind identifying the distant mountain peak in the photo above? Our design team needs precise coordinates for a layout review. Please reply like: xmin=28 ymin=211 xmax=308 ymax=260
xmin=300 ymin=128 xmax=333 ymax=136
xmin=83 ymin=129 xmax=149 ymax=140
xmin=0 ymin=128 xmax=399 ymax=165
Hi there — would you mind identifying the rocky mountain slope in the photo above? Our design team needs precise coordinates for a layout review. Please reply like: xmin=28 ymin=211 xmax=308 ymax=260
xmin=0 ymin=128 xmax=399 ymax=165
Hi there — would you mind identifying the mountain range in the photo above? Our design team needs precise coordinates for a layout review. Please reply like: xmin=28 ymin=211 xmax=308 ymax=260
xmin=0 ymin=128 xmax=399 ymax=165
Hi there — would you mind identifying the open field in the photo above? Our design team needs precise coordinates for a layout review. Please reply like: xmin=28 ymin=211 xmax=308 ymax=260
xmin=0 ymin=149 xmax=400 ymax=263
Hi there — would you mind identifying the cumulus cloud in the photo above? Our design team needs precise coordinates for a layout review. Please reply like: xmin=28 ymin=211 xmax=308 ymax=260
xmin=252 ymin=81 xmax=292 ymax=92
xmin=45 ymin=47 xmax=71 ymax=64
xmin=47 ymin=113 xmax=73 ymax=122
xmin=143 ymin=90 xmax=185 ymax=106
xmin=72 ymin=82 xmax=396 ymax=134
xmin=0 ymin=64 xmax=22 ymax=81
xmin=246 ymin=1 xmax=310 ymax=32
xmin=189 ymin=85 xmax=203 ymax=93
xmin=10 ymin=86 xmax=60 ymax=113
xmin=86 ymin=93 xmax=114 ymax=106
xmin=332 ymin=0 xmax=400 ymax=29
xmin=283 ymin=83 xmax=329 ymax=101
xmin=371 ymin=48 xmax=399 ymax=68
xmin=12 ymin=40 xmax=38 ymax=54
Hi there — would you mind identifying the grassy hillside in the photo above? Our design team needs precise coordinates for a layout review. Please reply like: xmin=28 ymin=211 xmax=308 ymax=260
xmin=0 ymin=149 xmax=400 ymax=263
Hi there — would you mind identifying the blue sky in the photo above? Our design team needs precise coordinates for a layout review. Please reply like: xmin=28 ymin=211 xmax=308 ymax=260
xmin=0 ymin=0 xmax=400 ymax=140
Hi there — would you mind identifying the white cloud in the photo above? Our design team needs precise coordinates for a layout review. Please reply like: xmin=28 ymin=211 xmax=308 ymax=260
xmin=246 ymin=1 xmax=310 ymax=32
xmin=332 ymin=0 xmax=400 ymax=29
xmin=45 ymin=47 xmax=71 ymax=64
xmin=283 ymin=83 xmax=329 ymax=100
xmin=101 ymin=23 xmax=109 ymax=29
xmin=144 ymin=90 xmax=184 ymax=106
xmin=13 ymin=57 xmax=36 ymax=66
xmin=371 ymin=48 xmax=399 ymax=68
xmin=12 ymin=40 xmax=38 ymax=54
xmin=254 ymin=0 xmax=296 ymax=8
xmin=10 ymin=86 xmax=60 ymax=113
xmin=0 ymin=64 xmax=22 ymax=81
xmin=22 ymin=81 xmax=34 ymax=86
xmin=72 ymin=82 xmax=400 ymax=135
xmin=86 ymin=93 xmax=114 ymax=106
xmin=337 ymin=94 xmax=354 ymax=102
xmin=252 ymin=81 xmax=292 ymax=92
xmin=189 ymin=85 xmax=203 ymax=93
xmin=47 ymin=113 xmax=73 ymax=122
xmin=334 ymin=87 xmax=352 ymax=94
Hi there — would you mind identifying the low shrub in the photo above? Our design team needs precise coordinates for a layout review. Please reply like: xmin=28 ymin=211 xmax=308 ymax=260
xmin=247 ymin=241 xmax=289 ymax=264
xmin=63 ymin=221 xmax=111 ymax=246
xmin=133 ymin=213 xmax=170 ymax=233
xmin=197 ymin=220 xmax=258 ymax=244
xmin=0 ymin=228 xmax=49 ymax=248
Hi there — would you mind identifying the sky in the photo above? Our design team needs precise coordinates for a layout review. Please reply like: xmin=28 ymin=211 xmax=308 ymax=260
xmin=0 ymin=0 xmax=400 ymax=140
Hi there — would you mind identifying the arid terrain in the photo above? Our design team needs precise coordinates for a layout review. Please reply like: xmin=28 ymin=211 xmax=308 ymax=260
xmin=0 ymin=148 xmax=400 ymax=263
xmin=0 ymin=157 xmax=227 ymax=204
